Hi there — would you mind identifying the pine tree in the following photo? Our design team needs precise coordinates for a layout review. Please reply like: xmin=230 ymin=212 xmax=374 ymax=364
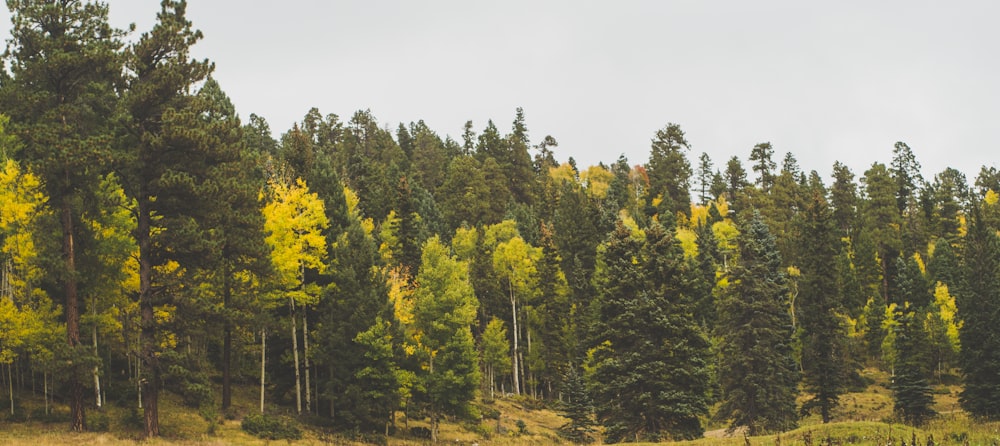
xmin=0 ymin=0 xmax=124 ymax=430
xmin=715 ymin=212 xmax=799 ymax=435
xmin=645 ymin=123 xmax=693 ymax=216
xmin=797 ymin=189 xmax=853 ymax=423
xmin=558 ymin=365 xmax=596 ymax=443
xmin=749 ymin=142 xmax=777 ymax=193
xmin=891 ymin=304 xmax=936 ymax=426
xmin=957 ymin=206 xmax=1000 ymax=419
xmin=589 ymin=219 xmax=711 ymax=442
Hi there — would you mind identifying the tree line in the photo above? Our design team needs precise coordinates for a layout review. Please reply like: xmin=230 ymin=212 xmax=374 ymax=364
xmin=2 ymin=0 xmax=1000 ymax=442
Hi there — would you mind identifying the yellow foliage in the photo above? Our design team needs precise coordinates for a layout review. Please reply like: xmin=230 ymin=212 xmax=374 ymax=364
xmin=676 ymin=227 xmax=698 ymax=259
xmin=581 ymin=165 xmax=613 ymax=200
xmin=712 ymin=220 xmax=739 ymax=253
xmin=913 ymin=252 xmax=926 ymax=275
xmin=451 ymin=226 xmax=478 ymax=261
xmin=689 ymin=204 xmax=709 ymax=227
xmin=548 ymin=163 xmax=577 ymax=185
xmin=379 ymin=210 xmax=401 ymax=262
xmin=932 ymin=281 xmax=961 ymax=352
xmin=0 ymin=159 xmax=49 ymax=294
xmin=985 ymin=189 xmax=999 ymax=206
xmin=787 ymin=265 xmax=801 ymax=277
xmin=484 ymin=219 xmax=520 ymax=247
xmin=263 ymin=178 xmax=330 ymax=297
xmin=619 ymin=209 xmax=644 ymax=239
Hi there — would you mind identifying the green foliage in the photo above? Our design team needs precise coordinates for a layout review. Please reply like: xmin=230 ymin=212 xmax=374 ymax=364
xmin=958 ymin=207 xmax=1000 ymax=419
xmin=797 ymin=189 xmax=855 ymax=423
xmin=558 ymin=365 xmax=596 ymax=443
xmin=891 ymin=304 xmax=936 ymax=426
xmin=588 ymin=218 xmax=712 ymax=442
xmin=715 ymin=212 xmax=799 ymax=435
xmin=240 ymin=413 xmax=302 ymax=440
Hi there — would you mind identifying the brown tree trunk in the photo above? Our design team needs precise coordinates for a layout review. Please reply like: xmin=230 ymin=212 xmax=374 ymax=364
xmin=222 ymin=263 xmax=232 ymax=410
xmin=138 ymin=199 xmax=159 ymax=438
xmin=62 ymin=199 xmax=86 ymax=432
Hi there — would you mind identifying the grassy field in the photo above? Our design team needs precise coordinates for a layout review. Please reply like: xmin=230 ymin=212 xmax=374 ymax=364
xmin=3 ymin=369 xmax=999 ymax=445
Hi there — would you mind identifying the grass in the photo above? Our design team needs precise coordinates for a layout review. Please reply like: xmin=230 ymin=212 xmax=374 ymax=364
xmin=3 ymin=369 xmax=998 ymax=445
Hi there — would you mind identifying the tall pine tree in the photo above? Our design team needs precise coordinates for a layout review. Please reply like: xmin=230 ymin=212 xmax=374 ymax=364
xmin=715 ymin=211 xmax=799 ymax=435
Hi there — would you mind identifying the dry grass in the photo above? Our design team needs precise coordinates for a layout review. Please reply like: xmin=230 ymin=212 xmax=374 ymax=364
xmin=3 ymin=368 xmax=996 ymax=445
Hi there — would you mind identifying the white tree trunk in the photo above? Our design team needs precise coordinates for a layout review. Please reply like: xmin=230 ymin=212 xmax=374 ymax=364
xmin=92 ymin=301 xmax=102 ymax=408
xmin=509 ymin=277 xmax=520 ymax=396
xmin=304 ymin=305 xmax=311 ymax=414
xmin=260 ymin=329 xmax=266 ymax=414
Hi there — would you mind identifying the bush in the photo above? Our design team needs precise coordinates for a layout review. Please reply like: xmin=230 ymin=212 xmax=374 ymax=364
xmin=410 ymin=426 xmax=432 ymax=439
xmin=89 ymin=411 xmax=110 ymax=432
xmin=240 ymin=413 xmax=302 ymax=440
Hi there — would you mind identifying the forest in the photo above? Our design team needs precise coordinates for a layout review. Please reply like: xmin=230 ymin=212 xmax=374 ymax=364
xmin=2 ymin=0 xmax=1000 ymax=444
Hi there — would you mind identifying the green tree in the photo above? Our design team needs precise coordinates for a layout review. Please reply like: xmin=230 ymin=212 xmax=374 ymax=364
xmin=957 ymin=205 xmax=1000 ymax=419
xmin=116 ymin=1 xmax=218 ymax=435
xmin=715 ymin=212 xmax=799 ymax=435
xmin=0 ymin=0 xmax=124 ymax=430
xmin=645 ymin=123 xmax=692 ymax=216
xmin=411 ymin=237 xmax=480 ymax=441
xmin=749 ymin=142 xmax=777 ymax=193
xmin=480 ymin=317 xmax=511 ymax=399
xmin=558 ymin=365 xmax=596 ymax=443
xmin=797 ymin=188 xmax=853 ymax=423
xmin=589 ymin=219 xmax=711 ymax=442
xmin=891 ymin=304 xmax=936 ymax=426
xmin=696 ymin=152 xmax=714 ymax=205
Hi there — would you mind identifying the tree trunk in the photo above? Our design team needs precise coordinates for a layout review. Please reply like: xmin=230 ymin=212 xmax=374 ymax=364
xmin=222 ymin=263 xmax=232 ymax=410
xmin=303 ymin=305 xmax=311 ymax=414
xmin=509 ymin=278 xmax=520 ymax=395
xmin=290 ymin=298 xmax=302 ymax=414
xmin=138 ymin=198 xmax=159 ymax=437
xmin=260 ymin=329 xmax=266 ymax=414
xmin=62 ymin=200 xmax=86 ymax=431
xmin=93 ymin=299 xmax=102 ymax=408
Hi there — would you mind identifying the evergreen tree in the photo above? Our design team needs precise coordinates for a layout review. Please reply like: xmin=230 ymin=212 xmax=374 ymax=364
xmin=645 ymin=123 xmax=693 ymax=216
xmin=715 ymin=212 xmax=799 ymax=435
xmin=696 ymin=152 xmax=714 ymax=205
xmin=558 ymin=365 xmax=596 ymax=443
xmin=589 ymin=219 xmax=711 ymax=442
xmin=891 ymin=304 xmax=936 ymax=426
xmin=117 ymin=1 xmax=215 ymax=435
xmin=749 ymin=142 xmax=777 ymax=193
xmin=797 ymin=189 xmax=852 ymax=423
xmin=0 ymin=0 xmax=124 ymax=430
xmin=957 ymin=206 xmax=1000 ymax=419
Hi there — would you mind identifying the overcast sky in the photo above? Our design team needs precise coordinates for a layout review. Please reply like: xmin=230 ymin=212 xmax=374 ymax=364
xmin=3 ymin=1 xmax=998 ymax=184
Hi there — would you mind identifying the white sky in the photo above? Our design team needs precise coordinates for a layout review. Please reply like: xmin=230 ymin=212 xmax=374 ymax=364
xmin=3 ymin=1 xmax=998 ymax=184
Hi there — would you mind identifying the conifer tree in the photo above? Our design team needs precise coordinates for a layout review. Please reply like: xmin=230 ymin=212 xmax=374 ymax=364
xmin=797 ymin=189 xmax=853 ymax=423
xmin=891 ymin=304 xmax=936 ymax=426
xmin=957 ymin=205 xmax=1000 ymax=419
xmin=715 ymin=212 xmax=799 ymax=435
xmin=589 ymin=218 xmax=711 ymax=442
xmin=0 ymin=0 xmax=124 ymax=430
xmin=645 ymin=123 xmax=693 ymax=216
xmin=558 ymin=365 xmax=596 ymax=443
xmin=117 ymin=1 xmax=214 ymax=434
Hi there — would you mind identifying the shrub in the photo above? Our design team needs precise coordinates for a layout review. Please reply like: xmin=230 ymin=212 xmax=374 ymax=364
xmin=241 ymin=413 xmax=302 ymax=440
xmin=89 ymin=411 xmax=110 ymax=432
xmin=410 ymin=426 xmax=432 ymax=439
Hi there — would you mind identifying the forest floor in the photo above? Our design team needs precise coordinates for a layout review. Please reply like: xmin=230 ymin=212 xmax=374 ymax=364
xmin=2 ymin=368 xmax=999 ymax=445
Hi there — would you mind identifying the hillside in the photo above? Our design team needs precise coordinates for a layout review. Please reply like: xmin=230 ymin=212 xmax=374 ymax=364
xmin=4 ymin=369 xmax=1000 ymax=445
